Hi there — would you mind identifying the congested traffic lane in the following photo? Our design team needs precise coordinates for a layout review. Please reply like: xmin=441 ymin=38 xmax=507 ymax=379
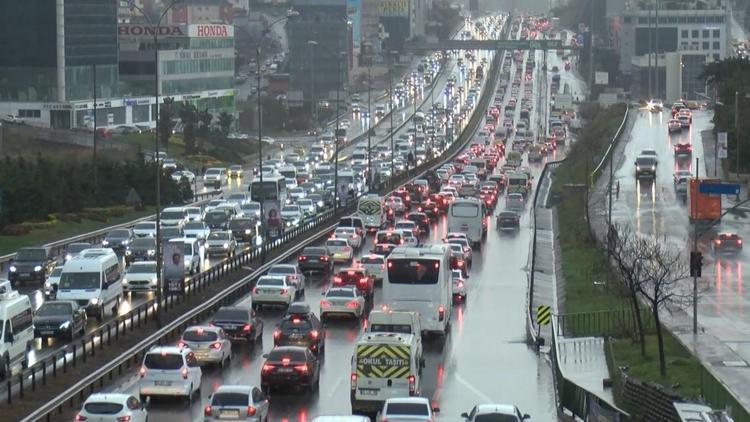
xmin=72 ymin=16 xmax=563 ymax=422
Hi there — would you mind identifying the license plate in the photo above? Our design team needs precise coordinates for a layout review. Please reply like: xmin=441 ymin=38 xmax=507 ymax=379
xmin=40 ymin=330 xmax=54 ymax=335
xmin=359 ymin=388 xmax=379 ymax=396
xmin=154 ymin=381 xmax=172 ymax=386
xmin=289 ymin=333 xmax=304 ymax=339
xmin=223 ymin=324 xmax=237 ymax=330
xmin=278 ymin=368 xmax=293 ymax=373
xmin=21 ymin=273 xmax=30 ymax=277
xmin=461 ymin=224 xmax=468 ymax=229
xmin=220 ymin=409 xmax=240 ymax=418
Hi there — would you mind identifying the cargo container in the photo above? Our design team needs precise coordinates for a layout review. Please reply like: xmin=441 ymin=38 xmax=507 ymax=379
xmin=688 ymin=178 xmax=722 ymax=224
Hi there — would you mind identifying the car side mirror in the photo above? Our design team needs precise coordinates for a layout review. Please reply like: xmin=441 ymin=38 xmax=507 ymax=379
xmin=522 ymin=414 xmax=530 ymax=420
xmin=262 ymin=353 xmax=269 ymax=359
xmin=461 ymin=412 xmax=469 ymax=419
xmin=432 ymin=407 xmax=440 ymax=413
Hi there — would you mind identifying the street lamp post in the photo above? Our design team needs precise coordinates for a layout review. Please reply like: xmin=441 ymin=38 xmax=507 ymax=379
xmin=367 ymin=65 xmax=372 ymax=191
xmin=127 ymin=0 xmax=183 ymax=327
xmin=389 ymin=68 xmax=394 ymax=182
xmin=308 ymin=41 xmax=344 ymax=211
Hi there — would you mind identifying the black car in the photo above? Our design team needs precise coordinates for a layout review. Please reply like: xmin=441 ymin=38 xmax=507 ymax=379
xmin=210 ymin=306 xmax=263 ymax=344
xmin=64 ymin=242 xmax=92 ymax=262
xmin=229 ymin=217 xmax=257 ymax=243
xmin=33 ymin=300 xmax=86 ymax=340
xmin=273 ymin=303 xmax=325 ymax=355
xmin=261 ymin=346 xmax=320 ymax=394
xmin=9 ymin=247 xmax=57 ymax=285
xmin=204 ymin=209 xmax=231 ymax=230
xmin=634 ymin=156 xmax=657 ymax=179
xmin=297 ymin=247 xmax=333 ymax=273
xmin=125 ymin=237 xmax=157 ymax=264
xmin=101 ymin=229 xmax=134 ymax=252
xmin=405 ymin=212 xmax=431 ymax=234
xmin=497 ymin=211 xmax=520 ymax=231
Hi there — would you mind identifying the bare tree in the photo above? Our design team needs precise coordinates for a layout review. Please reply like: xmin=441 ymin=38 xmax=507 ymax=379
xmin=608 ymin=224 xmax=649 ymax=356
xmin=637 ymin=237 xmax=690 ymax=376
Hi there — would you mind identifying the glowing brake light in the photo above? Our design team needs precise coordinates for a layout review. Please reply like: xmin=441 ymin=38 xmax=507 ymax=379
xmin=294 ymin=364 xmax=309 ymax=373
xmin=75 ymin=414 xmax=88 ymax=422
xmin=181 ymin=367 xmax=188 ymax=379
xmin=321 ymin=300 xmax=331 ymax=308
xmin=282 ymin=357 xmax=291 ymax=365
xmin=309 ymin=330 xmax=319 ymax=340
xmin=280 ymin=287 xmax=288 ymax=295
xmin=438 ymin=305 xmax=445 ymax=322
xmin=139 ymin=366 xmax=146 ymax=378
xmin=247 ymin=406 xmax=257 ymax=417
xmin=273 ymin=329 xmax=281 ymax=339
xmin=298 ymin=255 xmax=307 ymax=261
xmin=346 ymin=300 xmax=359 ymax=309
xmin=292 ymin=317 xmax=301 ymax=324
xmin=334 ymin=276 xmax=342 ymax=284
xmin=204 ymin=405 xmax=213 ymax=416
xmin=210 ymin=342 xmax=222 ymax=350
xmin=408 ymin=374 xmax=417 ymax=395
xmin=350 ymin=372 xmax=358 ymax=389
xmin=262 ymin=363 xmax=275 ymax=373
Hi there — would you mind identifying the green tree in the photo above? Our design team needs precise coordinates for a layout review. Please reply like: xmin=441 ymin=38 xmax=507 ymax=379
xmin=158 ymin=97 xmax=176 ymax=153
xmin=198 ymin=109 xmax=213 ymax=151
xmin=180 ymin=101 xmax=198 ymax=155
xmin=218 ymin=111 xmax=234 ymax=135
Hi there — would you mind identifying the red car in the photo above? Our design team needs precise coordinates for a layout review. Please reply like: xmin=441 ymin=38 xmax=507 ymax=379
xmin=674 ymin=143 xmax=692 ymax=157
xmin=714 ymin=232 xmax=743 ymax=254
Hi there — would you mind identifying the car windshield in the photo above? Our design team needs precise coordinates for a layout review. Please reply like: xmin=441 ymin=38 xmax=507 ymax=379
xmin=68 ymin=244 xmax=90 ymax=254
xmin=268 ymin=348 xmax=306 ymax=362
xmin=205 ymin=212 xmax=228 ymax=223
xmin=59 ymin=272 xmax=100 ymax=289
xmin=183 ymin=329 xmax=219 ymax=342
xmin=474 ymin=415 xmax=520 ymax=422
xmin=131 ymin=238 xmax=155 ymax=248
xmin=387 ymin=259 xmax=440 ymax=285
xmin=84 ymin=402 xmax=123 ymax=415
xmin=134 ymin=223 xmax=154 ymax=230
xmin=257 ymin=277 xmax=284 ymax=287
xmin=208 ymin=232 xmax=229 ymax=240
xmin=636 ymin=157 xmax=656 ymax=165
xmin=229 ymin=219 xmax=254 ymax=230
xmin=109 ymin=229 xmax=130 ymax=238
xmin=128 ymin=263 xmax=156 ymax=274
xmin=184 ymin=222 xmax=205 ymax=230
xmin=212 ymin=392 xmax=249 ymax=406
xmin=50 ymin=267 xmax=63 ymax=276
xmin=370 ymin=324 xmax=412 ymax=334
xmin=280 ymin=319 xmax=312 ymax=330
xmin=326 ymin=288 xmax=356 ymax=298
xmin=327 ymin=240 xmax=347 ymax=247
xmin=36 ymin=302 xmax=73 ymax=316
xmin=161 ymin=211 xmax=183 ymax=219
xmin=361 ymin=256 xmax=383 ymax=264
xmin=213 ymin=308 xmax=249 ymax=321
xmin=144 ymin=353 xmax=183 ymax=370
xmin=386 ymin=403 xmax=429 ymax=416
xmin=282 ymin=206 xmax=299 ymax=212
xmin=269 ymin=266 xmax=294 ymax=274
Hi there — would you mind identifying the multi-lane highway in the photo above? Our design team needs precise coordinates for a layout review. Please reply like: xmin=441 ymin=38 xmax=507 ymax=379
xmin=28 ymin=14 xmax=581 ymax=422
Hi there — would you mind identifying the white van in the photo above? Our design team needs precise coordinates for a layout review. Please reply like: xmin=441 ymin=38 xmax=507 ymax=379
xmin=57 ymin=248 xmax=123 ymax=321
xmin=0 ymin=280 xmax=33 ymax=379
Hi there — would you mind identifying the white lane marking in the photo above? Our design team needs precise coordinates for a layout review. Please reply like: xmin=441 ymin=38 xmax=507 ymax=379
xmin=454 ymin=373 xmax=493 ymax=403
xmin=326 ymin=376 xmax=344 ymax=398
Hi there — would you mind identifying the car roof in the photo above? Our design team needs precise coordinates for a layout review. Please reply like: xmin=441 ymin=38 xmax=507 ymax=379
xmin=146 ymin=346 xmax=185 ymax=355
xmin=84 ymin=393 xmax=134 ymax=403
xmin=474 ymin=403 xmax=518 ymax=415
xmin=214 ymin=385 xmax=254 ymax=394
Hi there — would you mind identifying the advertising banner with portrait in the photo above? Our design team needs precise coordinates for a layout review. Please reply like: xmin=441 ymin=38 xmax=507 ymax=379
xmin=163 ymin=241 xmax=185 ymax=295
xmin=263 ymin=200 xmax=282 ymax=240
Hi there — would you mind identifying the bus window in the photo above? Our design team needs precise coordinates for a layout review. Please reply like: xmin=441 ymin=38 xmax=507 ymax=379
xmin=450 ymin=202 xmax=480 ymax=218
xmin=387 ymin=259 xmax=440 ymax=285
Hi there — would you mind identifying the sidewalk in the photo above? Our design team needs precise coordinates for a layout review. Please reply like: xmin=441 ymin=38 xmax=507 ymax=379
xmin=557 ymin=337 xmax=615 ymax=403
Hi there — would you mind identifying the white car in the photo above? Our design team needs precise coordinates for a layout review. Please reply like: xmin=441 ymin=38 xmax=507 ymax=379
xmin=44 ymin=265 xmax=64 ymax=299
xmin=171 ymin=170 xmax=195 ymax=184
xmin=399 ymin=229 xmax=419 ymax=246
xmin=461 ymin=403 xmax=530 ymax=421
xmin=252 ymin=275 xmax=297 ymax=309
xmin=178 ymin=326 xmax=232 ymax=367
xmin=385 ymin=196 xmax=405 ymax=214
xmin=452 ymin=269 xmax=467 ymax=300
xmin=380 ymin=397 xmax=439 ymax=422
xmin=183 ymin=221 xmax=210 ymax=240
xmin=138 ymin=346 xmax=202 ymax=401
xmin=325 ymin=237 xmax=353 ymax=263
xmin=122 ymin=261 xmax=158 ymax=293
xmin=334 ymin=227 xmax=362 ymax=249
xmin=132 ymin=221 xmax=157 ymax=238
xmin=185 ymin=207 xmax=202 ymax=222
xmin=226 ymin=193 xmax=251 ymax=207
xmin=204 ymin=385 xmax=270 ymax=422
xmin=280 ymin=205 xmax=303 ymax=227
xmin=449 ymin=174 xmax=466 ymax=187
xmin=447 ymin=237 xmax=473 ymax=263
xmin=394 ymin=220 xmax=420 ymax=237
xmin=320 ymin=286 xmax=366 ymax=323
xmin=359 ymin=254 xmax=386 ymax=281
xmin=77 ymin=393 xmax=148 ymax=422
xmin=241 ymin=202 xmax=262 ymax=219
xmin=266 ymin=264 xmax=306 ymax=296
xmin=298 ymin=199 xmax=317 ymax=216
xmin=204 ymin=199 xmax=227 ymax=215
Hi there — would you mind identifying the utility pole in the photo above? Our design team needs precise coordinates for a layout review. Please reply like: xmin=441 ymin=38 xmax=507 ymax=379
xmin=692 ymin=157 xmax=700 ymax=334
xmin=655 ymin=0 xmax=660 ymax=99
xmin=389 ymin=68 xmax=395 ymax=182
xmin=92 ymin=64 xmax=98 ymax=196
xmin=310 ymin=48 xmax=316 ymax=128
xmin=367 ymin=65 xmax=372 ymax=191
xmin=334 ymin=54 xmax=342 ymax=211
xmin=588 ymin=0 xmax=594 ymax=97
xmin=736 ymin=90 xmax=740 ymax=179
xmin=648 ymin=6 xmax=653 ymax=98
xmin=257 ymin=47 xmax=265 ymax=262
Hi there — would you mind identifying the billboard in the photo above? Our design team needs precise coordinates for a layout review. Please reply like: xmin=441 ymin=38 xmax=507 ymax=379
xmin=188 ymin=24 xmax=234 ymax=38
xmin=163 ymin=241 xmax=185 ymax=295
xmin=347 ymin=0 xmax=362 ymax=49
xmin=263 ymin=200 xmax=283 ymax=240
xmin=379 ymin=0 xmax=408 ymax=17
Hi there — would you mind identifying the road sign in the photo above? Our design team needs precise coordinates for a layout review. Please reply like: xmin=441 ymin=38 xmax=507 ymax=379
xmin=699 ymin=182 xmax=741 ymax=195
xmin=497 ymin=39 xmax=563 ymax=50
xmin=405 ymin=39 xmax=573 ymax=53
xmin=536 ymin=305 xmax=552 ymax=326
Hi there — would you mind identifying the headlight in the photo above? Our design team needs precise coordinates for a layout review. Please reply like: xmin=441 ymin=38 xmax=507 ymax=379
xmin=125 ymin=250 xmax=132 ymax=255
xmin=651 ymin=166 xmax=656 ymax=170
xmin=151 ymin=277 xmax=158 ymax=285
xmin=59 ymin=321 xmax=71 ymax=330
xmin=34 ymin=265 xmax=42 ymax=272
xmin=122 ymin=239 xmax=130 ymax=245
xmin=44 ymin=281 xmax=51 ymax=289
xmin=89 ymin=298 xmax=100 ymax=305
xmin=9 ymin=266 xmax=16 ymax=272
xmin=102 ymin=240 xmax=109 ymax=246
xmin=122 ymin=278 xmax=128 ymax=286
xmin=223 ymin=242 xmax=229 ymax=249
xmin=245 ymin=229 xmax=252 ymax=234
xmin=65 ymin=254 xmax=72 ymax=261
xmin=148 ymin=250 xmax=155 ymax=256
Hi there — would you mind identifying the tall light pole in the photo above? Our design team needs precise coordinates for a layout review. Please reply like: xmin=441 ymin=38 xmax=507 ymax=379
xmin=308 ymin=40 xmax=344 ymax=210
xmin=367 ymin=65 xmax=372 ymax=190
xmin=127 ymin=0 xmax=182 ymax=327
xmin=389 ymin=68 xmax=395 ymax=182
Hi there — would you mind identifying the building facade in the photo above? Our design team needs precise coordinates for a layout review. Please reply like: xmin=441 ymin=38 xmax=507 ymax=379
xmin=288 ymin=0 xmax=351 ymax=101
xmin=0 ymin=0 xmax=119 ymax=128
xmin=168 ymin=0 xmax=234 ymax=25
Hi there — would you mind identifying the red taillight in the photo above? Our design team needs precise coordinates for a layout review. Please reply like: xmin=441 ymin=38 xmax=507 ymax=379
xmin=139 ymin=366 xmax=146 ymax=378
xmin=181 ymin=367 xmax=188 ymax=379
xmin=408 ymin=374 xmax=416 ymax=395
xmin=438 ymin=305 xmax=445 ymax=321
xmin=204 ymin=405 xmax=213 ymax=416
xmin=211 ymin=342 xmax=222 ymax=350
xmin=177 ymin=341 xmax=186 ymax=348
xmin=75 ymin=414 xmax=88 ymax=422
xmin=243 ymin=323 xmax=252 ymax=332
xmin=116 ymin=417 xmax=131 ymax=422
xmin=716 ymin=239 xmax=722 ymax=245
xmin=294 ymin=364 xmax=309 ymax=373
xmin=298 ymin=255 xmax=307 ymax=261
xmin=458 ymin=281 xmax=464 ymax=288
xmin=346 ymin=300 xmax=359 ymax=309
xmin=320 ymin=256 xmax=329 ymax=262
xmin=309 ymin=330 xmax=319 ymax=340
xmin=273 ymin=329 xmax=281 ymax=339
xmin=458 ymin=261 xmax=464 ymax=267
xmin=252 ymin=287 xmax=258 ymax=294
xmin=350 ymin=372 xmax=358 ymax=389
xmin=343 ymin=246 xmax=350 ymax=252
xmin=739 ymin=239 xmax=743 ymax=245
xmin=247 ymin=406 xmax=257 ymax=416
xmin=334 ymin=276 xmax=342 ymax=284
xmin=280 ymin=287 xmax=288 ymax=295
xmin=262 ymin=363 xmax=275 ymax=373
xmin=321 ymin=300 xmax=331 ymax=308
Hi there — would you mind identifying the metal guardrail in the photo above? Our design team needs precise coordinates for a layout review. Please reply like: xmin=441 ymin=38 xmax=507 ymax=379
xmin=21 ymin=21 xmax=507 ymax=421
xmin=0 ymin=190 xmax=222 ymax=274
xmin=589 ymin=104 xmax=630 ymax=186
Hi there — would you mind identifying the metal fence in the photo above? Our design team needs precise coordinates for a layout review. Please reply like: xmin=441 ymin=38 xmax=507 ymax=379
xmin=556 ymin=308 xmax=656 ymax=339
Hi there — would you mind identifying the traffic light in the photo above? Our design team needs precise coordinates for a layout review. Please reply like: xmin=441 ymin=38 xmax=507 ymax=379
xmin=690 ymin=251 xmax=703 ymax=277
